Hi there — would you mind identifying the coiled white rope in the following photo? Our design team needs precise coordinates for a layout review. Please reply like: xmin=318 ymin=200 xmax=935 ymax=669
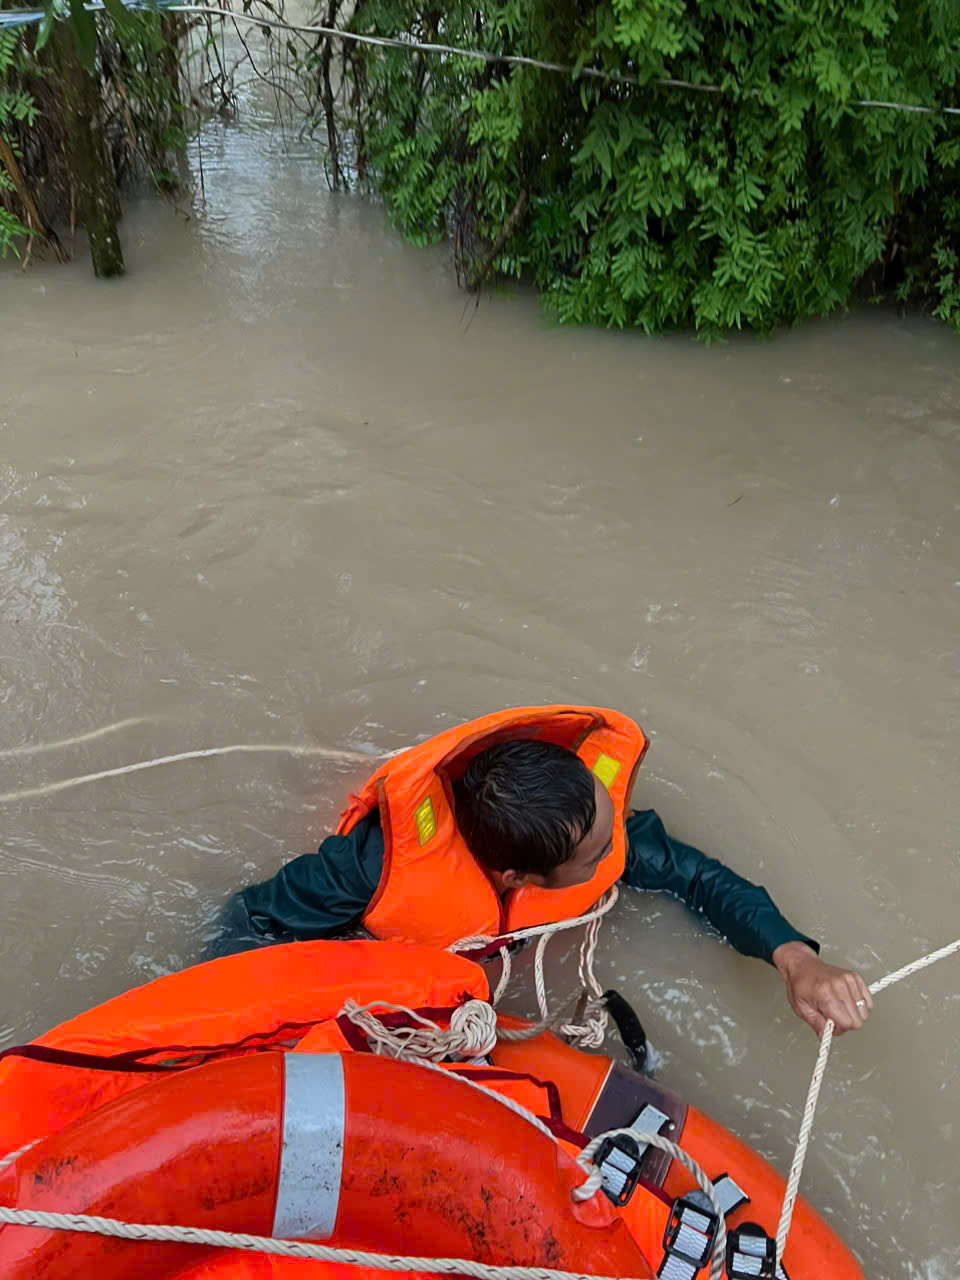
xmin=450 ymin=887 xmax=618 ymax=1050
xmin=341 ymin=998 xmax=499 ymax=1063
xmin=774 ymin=934 xmax=960 ymax=1265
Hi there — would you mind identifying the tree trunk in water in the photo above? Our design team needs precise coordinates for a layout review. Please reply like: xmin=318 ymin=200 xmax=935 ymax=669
xmin=50 ymin=25 xmax=125 ymax=279
xmin=319 ymin=0 xmax=343 ymax=191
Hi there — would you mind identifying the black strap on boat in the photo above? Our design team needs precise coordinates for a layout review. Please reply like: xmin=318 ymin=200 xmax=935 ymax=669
xmin=655 ymin=1173 xmax=759 ymax=1279
xmin=0 ymin=1017 xmax=323 ymax=1073
xmin=602 ymin=988 xmax=648 ymax=1072
xmin=725 ymin=1222 xmax=790 ymax=1278
xmin=0 ymin=1043 xmax=184 ymax=1072
xmin=658 ymin=1191 xmax=720 ymax=1280
xmin=597 ymin=1102 xmax=671 ymax=1204
xmin=594 ymin=1132 xmax=644 ymax=1206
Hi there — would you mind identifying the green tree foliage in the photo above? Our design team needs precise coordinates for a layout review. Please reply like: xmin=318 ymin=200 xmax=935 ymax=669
xmin=347 ymin=0 xmax=960 ymax=336
xmin=0 ymin=28 xmax=35 ymax=257
xmin=1 ymin=6 xmax=190 ymax=270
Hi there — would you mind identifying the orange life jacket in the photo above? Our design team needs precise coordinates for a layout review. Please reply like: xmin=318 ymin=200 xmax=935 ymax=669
xmin=336 ymin=705 xmax=649 ymax=949
xmin=0 ymin=940 xmax=490 ymax=1158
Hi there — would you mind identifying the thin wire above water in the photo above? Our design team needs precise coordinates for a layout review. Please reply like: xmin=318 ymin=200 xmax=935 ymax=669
xmin=1 ymin=1 xmax=958 ymax=118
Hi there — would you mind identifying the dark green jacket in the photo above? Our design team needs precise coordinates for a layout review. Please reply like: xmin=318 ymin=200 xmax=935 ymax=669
xmin=214 ymin=809 xmax=817 ymax=963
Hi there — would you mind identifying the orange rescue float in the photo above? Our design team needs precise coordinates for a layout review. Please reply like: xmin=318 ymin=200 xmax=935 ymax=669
xmin=0 ymin=1051 xmax=652 ymax=1280
xmin=0 ymin=940 xmax=865 ymax=1280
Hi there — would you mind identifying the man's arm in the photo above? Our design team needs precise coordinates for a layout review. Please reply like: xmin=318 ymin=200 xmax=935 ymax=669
xmin=209 ymin=814 xmax=384 ymax=957
xmin=622 ymin=809 xmax=872 ymax=1034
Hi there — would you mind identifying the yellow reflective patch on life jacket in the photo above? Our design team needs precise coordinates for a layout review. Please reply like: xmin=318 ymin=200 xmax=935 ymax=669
xmin=414 ymin=795 xmax=437 ymax=845
xmin=592 ymin=753 xmax=621 ymax=790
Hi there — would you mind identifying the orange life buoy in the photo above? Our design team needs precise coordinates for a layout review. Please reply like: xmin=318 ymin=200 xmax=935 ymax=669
xmin=0 ymin=940 xmax=866 ymax=1280
xmin=0 ymin=940 xmax=488 ymax=1159
xmin=0 ymin=1050 xmax=656 ymax=1280
xmin=336 ymin=705 xmax=649 ymax=948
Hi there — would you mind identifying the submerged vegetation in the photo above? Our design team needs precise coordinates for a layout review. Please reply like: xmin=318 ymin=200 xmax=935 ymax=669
xmin=2 ymin=0 xmax=960 ymax=337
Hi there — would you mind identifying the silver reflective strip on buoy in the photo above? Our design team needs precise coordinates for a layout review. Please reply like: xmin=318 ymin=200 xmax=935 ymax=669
xmin=273 ymin=1053 xmax=345 ymax=1240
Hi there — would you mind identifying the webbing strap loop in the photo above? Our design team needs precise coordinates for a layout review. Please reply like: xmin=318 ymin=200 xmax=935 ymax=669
xmin=597 ymin=1103 xmax=670 ymax=1204
xmin=656 ymin=1174 xmax=752 ymax=1280
xmin=657 ymin=1193 xmax=718 ymax=1279
xmin=725 ymin=1223 xmax=789 ymax=1279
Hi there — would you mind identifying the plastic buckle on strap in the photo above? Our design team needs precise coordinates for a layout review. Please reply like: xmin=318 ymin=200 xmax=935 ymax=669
xmin=659 ymin=1193 xmax=718 ymax=1276
xmin=595 ymin=1133 xmax=643 ymax=1206
xmin=725 ymin=1223 xmax=779 ymax=1279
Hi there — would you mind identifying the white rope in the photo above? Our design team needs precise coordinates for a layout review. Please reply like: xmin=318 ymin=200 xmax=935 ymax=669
xmin=450 ymin=888 xmax=618 ymax=1048
xmin=0 ymin=742 xmax=374 ymax=804
xmin=0 ymin=1207 xmax=642 ymax=1279
xmin=0 ymin=717 xmax=157 ymax=758
xmin=333 ymin=1005 xmax=722 ymax=1278
xmin=774 ymin=934 xmax=960 ymax=1264
xmin=491 ymin=941 xmax=513 ymax=1005
xmin=340 ymin=998 xmax=498 ymax=1062
xmin=866 ymin=934 xmax=960 ymax=995
xmin=395 ymin=1054 xmax=565 ymax=1145
xmin=574 ymin=1130 xmax=726 ymax=1280
xmin=0 ymin=1138 xmax=40 ymax=1173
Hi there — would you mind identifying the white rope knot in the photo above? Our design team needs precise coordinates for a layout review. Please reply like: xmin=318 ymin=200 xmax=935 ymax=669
xmin=557 ymin=996 xmax=608 ymax=1051
xmin=344 ymin=890 xmax=619 ymax=1078
xmin=448 ymin=1000 xmax=500 ymax=1059
xmin=450 ymin=888 xmax=619 ymax=1047
xmin=340 ymin=998 xmax=498 ymax=1063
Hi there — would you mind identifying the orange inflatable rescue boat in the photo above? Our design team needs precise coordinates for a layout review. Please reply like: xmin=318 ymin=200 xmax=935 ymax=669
xmin=0 ymin=941 xmax=864 ymax=1280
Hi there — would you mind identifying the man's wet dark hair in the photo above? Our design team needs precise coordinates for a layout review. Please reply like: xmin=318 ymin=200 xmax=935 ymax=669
xmin=454 ymin=739 xmax=597 ymax=876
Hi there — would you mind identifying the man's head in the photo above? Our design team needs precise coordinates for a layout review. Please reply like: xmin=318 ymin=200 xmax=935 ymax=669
xmin=454 ymin=739 xmax=615 ymax=891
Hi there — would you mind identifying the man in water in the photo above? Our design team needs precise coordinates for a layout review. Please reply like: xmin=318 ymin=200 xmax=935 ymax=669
xmin=215 ymin=705 xmax=872 ymax=1035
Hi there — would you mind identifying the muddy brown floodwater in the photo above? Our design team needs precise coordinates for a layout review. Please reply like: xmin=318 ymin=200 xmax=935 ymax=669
xmin=2 ymin=89 xmax=959 ymax=1280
